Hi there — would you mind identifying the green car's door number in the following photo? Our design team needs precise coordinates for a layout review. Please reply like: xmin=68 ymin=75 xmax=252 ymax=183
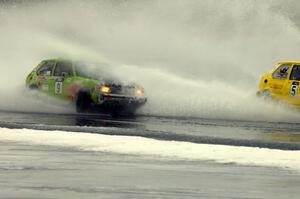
xmin=55 ymin=81 xmax=63 ymax=94
xmin=290 ymin=82 xmax=299 ymax=96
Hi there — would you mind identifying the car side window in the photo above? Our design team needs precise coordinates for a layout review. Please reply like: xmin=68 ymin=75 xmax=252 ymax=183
xmin=54 ymin=61 xmax=73 ymax=77
xmin=290 ymin=65 xmax=300 ymax=81
xmin=272 ymin=64 xmax=291 ymax=79
xmin=37 ymin=61 xmax=54 ymax=76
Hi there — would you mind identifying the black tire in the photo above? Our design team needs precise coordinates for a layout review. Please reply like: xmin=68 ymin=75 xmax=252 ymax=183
xmin=76 ymin=92 xmax=92 ymax=113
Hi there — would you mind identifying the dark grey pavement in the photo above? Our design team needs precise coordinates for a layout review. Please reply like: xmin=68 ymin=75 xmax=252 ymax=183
xmin=0 ymin=141 xmax=299 ymax=199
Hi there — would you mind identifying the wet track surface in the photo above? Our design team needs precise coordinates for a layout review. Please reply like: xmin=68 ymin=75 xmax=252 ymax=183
xmin=0 ymin=110 xmax=300 ymax=150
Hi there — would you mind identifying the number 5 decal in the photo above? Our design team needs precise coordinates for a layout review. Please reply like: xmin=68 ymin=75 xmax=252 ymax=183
xmin=290 ymin=82 xmax=299 ymax=96
xmin=55 ymin=82 xmax=63 ymax=94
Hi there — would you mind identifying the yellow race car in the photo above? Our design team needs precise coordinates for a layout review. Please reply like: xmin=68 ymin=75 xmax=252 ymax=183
xmin=257 ymin=61 xmax=300 ymax=106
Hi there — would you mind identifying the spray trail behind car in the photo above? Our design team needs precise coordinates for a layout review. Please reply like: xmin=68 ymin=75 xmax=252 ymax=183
xmin=1 ymin=1 xmax=300 ymax=121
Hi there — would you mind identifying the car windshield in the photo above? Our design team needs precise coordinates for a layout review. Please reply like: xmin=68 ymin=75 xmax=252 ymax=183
xmin=75 ymin=62 xmax=115 ymax=81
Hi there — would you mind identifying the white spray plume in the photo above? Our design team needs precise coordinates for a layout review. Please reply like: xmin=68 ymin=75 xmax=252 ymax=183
xmin=1 ymin=0 xmax=300 ymax=121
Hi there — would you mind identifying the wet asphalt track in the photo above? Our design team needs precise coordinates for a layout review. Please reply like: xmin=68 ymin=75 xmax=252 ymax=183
xmin=0 ymin=110 xmax=300 ymax=150
xmin=0 ymin=110 xmax=300 ymax=198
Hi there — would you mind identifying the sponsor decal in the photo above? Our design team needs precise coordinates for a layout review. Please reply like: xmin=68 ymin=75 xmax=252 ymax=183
xmin=37 ymin=77 xmax=46 ymax=85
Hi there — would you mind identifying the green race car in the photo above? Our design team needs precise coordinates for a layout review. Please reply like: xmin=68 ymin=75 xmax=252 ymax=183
xmin=26 ymin=58 xmax=147 ymax=115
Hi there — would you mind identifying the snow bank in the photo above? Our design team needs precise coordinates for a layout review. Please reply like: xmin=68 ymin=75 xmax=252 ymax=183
xmin=0 ymin=127 xmax=300 ymax=171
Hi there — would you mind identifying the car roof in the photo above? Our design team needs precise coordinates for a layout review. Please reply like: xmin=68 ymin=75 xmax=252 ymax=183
xmin=42 ymin=58 xmax=71 ymax=62
xmin=41 ymin=59 xmax=107 ymax=67
xmin=278 ymin=61 xmax=300 ymax=65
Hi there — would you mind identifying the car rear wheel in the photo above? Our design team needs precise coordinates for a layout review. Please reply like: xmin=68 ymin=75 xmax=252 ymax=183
xmin=29 ymin=84 xmax=38 ymax=90
xmin=76 ymin=92 xmax=92 ymax=113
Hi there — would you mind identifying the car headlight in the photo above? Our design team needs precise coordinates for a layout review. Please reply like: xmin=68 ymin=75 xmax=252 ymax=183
xmin=100 ymin=86 xmax=111 ymax=94
xmin=135 ymin=88 xmax=144 ymax=97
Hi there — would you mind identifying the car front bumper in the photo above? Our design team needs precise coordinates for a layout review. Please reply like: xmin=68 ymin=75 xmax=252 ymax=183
xmin=96 ymin=93 xmax=147 ymax=112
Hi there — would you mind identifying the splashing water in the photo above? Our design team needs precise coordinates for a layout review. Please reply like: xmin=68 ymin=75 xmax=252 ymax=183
xmin=1 ymin=0 xmax=300 ymax=121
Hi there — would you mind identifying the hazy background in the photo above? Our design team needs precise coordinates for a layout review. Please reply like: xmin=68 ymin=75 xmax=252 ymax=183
xmin=1 ymin=0 xmax=300 ymax=121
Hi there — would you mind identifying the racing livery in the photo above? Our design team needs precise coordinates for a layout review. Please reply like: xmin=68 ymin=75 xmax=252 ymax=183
xmin=257 ymin=61 xmax=300 ymax=106
xmin=26 ymin=59 xmax=147 ymax=114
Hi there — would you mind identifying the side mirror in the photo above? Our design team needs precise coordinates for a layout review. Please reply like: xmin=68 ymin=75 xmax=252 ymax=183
xmin=45 ymin=71 xmax=51 ymax=76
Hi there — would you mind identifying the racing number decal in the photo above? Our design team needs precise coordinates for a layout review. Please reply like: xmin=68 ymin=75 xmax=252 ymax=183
xmin=55 ymin=82 xmax=63 ymax=94
xmin=291 ymin=85 xmax=297 ymax=96
xmin=290 ymin=82 xmax=299 ymax=96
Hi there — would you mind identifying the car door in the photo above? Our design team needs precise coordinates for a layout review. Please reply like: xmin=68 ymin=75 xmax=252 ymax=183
xmin=35 ymin=61 xmax=55 ymax=93
xmin=49 ymin=60 xmax=74 ymax=101
xmin=284 ymin=64 xmax=300 ymax=105
xmin=268 ymin=63 xmax=292 ymax=99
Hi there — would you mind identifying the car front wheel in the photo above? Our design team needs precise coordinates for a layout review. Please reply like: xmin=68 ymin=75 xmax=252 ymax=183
xmin=261 ymin=90 xmax=272 ymax=100
xmin=76 ymin=92 xmax=92 ymax=113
